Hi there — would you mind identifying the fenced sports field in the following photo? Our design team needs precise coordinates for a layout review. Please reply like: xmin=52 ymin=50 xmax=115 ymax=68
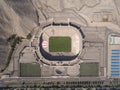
xmin=80 ymin=63 xmax=99 ymax=77
xmin=20 ymin=63 xmax=41 ymax=77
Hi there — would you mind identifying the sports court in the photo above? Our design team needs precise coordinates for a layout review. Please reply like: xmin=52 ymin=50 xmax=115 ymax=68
xmin=20 ymin=63 xmax=41 ymax=77
xmin=111 ymin=50 xmax=120 ymax=77
xmin=80 ymin=63 xmax=99 ymax=76
xmin=49 ymin=37 xmax=71 ymax=52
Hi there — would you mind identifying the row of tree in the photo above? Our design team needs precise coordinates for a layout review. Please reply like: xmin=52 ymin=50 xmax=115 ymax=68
xmin=6 ymin=80 xmax=120 ymax=89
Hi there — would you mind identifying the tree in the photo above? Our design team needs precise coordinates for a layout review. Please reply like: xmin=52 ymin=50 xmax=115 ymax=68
xmin=26 ymin=33 xmax=32 ymax=39
xmin=86 ymin=88 xmax=92 ymax=90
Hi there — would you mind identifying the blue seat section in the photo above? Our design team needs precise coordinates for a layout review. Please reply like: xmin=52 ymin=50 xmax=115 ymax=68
xmin=112 ymin=50 xmax=120 ymax=54
xmin=111 ymin=61 xmax=119 ymax=63
xmin=111 ymin=74 xmax=119 ymax=76
xmin=111 ymin=68 xmax=119 ymax=71
xmin=111 ymin=56 xmax=120 ymax=59
xmin=111 ymin=62 xmax=120 ymax=65
xmin=111 ymin=50 xmax=120 ymax=77
xmin=111 ymin=62 xmax=119 ymax=63
xmin=111 ymin=72 xmax=120 ymax=76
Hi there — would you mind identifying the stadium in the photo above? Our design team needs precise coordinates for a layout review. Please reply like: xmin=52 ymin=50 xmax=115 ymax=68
xmin=37 ymin=22 xmax=84 ymax=64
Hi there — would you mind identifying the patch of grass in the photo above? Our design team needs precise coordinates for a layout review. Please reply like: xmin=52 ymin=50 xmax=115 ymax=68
xmin=80 ymin=63 xmax=99 ymax=77
xmin=49 ymin=37 xmax=71 ymax=52
xmin=20 ymin=63 xmax=41 ymax=77
xmin=26 ymin=33 xmax=32 ymax=39
xmin=1 ymin=35 xmax=22 ymax=72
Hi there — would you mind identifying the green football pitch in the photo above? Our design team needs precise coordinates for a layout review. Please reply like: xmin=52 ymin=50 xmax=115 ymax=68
xmin=20 ymin=63 xmax=41 ymax=77
xmin=80 ymin=63 xmax=99 ymax=76
xmin=49 ymin=37 xmax=71 ymax=52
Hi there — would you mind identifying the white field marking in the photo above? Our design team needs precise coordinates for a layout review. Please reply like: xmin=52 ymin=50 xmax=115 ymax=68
xmin=42 ymin=41 xmax=48 ymax=48
xmin=72 ymin=35 xmax=80 ymax=54
xmin=75 ymin=35 xmax=79 ymax=54
xmin=68 ymin=18 xmax=70 ymax=24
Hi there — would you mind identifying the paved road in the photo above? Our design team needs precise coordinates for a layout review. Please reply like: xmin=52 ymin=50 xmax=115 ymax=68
xmin=1 ymin=77 xmax=104 ymax=83
xmin=0 ymin=76 xmax=116 ymax=87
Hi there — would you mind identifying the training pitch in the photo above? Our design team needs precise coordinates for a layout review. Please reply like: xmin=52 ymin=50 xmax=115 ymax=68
xmin=80 ymin=63 xmax=99 ymax=76
xmin=20 ymin=63 xmax=41 ymax=77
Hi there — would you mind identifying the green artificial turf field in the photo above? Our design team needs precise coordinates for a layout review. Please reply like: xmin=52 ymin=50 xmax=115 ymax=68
xmin=80 ymin=63 xmax=99 ymax=76
xmin=20 ymin=63 xmax=41 ymax=77
xmin=49 ymin=37 xmax=71 ymax=52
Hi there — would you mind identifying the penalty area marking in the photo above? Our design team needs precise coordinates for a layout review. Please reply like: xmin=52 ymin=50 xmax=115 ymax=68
xmin=42 ymin=41 xmax=48 ymax=48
